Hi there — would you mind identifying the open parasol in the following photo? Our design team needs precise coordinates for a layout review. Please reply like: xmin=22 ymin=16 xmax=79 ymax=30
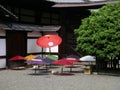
xmin=36 ymin=35 xmax=62 ymax=53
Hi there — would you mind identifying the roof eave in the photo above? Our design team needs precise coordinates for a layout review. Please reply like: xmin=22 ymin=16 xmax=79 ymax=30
xmin=51 ymin=1 xmax=118 ymax=8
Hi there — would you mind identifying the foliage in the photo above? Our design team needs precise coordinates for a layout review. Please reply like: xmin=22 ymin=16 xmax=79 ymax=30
xmin=74 ymin=1 xmax=120 ymax=59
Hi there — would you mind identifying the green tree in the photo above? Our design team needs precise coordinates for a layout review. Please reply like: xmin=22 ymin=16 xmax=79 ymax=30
xmin=74 ymin=2 xmax=120 ymax=59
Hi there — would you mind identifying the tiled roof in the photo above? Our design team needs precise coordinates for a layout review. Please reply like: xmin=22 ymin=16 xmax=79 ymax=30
xmin=47 ymin=0 xmax=115 ymax=3
xmin=47 ymin=0 xmax=118 ymax=7
xmin=48 ymin=0 xmax=85 ymax=3
xmin=0 ymin=23 xmax=61 ymax=32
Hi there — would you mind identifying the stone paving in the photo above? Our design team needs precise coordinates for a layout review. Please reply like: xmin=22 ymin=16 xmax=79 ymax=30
xmin=0 ymin=67 xmax=120 ymax=90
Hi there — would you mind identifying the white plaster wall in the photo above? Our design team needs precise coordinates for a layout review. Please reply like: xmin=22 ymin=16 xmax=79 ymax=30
xmin=45 ymin=46 xmax=58 ymax=53
xmin=27 ymin=39 xmax=42 ymax=53
xmin=0 ymin=59 xmax=6 ymax=68
xmin=0 ymin=39 xmax=6 ymax=55
xmin=0 ymin=30 xmax=6 ymax=68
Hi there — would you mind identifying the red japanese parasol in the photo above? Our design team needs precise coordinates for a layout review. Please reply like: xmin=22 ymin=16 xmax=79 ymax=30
xmin=64 ymin=58 xmax=80 ymax=72
xmin=36 ymin=35 xmax=62 ymax=48
xmin=52 ymin=60 xmax=72 ymax=66
xmin=9 ymin=55 xmax=25 ymax=61
xmin=52 ymin=59 xmax=73 ymax=73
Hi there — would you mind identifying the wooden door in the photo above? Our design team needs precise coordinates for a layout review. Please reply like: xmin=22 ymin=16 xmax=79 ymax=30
xmin=6 ymin=30 xmax=27 ymax=68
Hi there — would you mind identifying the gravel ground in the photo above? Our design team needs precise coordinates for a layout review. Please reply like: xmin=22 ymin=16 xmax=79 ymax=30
xmin=0 ymin=68 xmax=120 ymax=90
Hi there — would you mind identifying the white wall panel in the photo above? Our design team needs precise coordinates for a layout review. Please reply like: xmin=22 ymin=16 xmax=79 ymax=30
xmin=45 ymin=46 xmax=58 ymax=53
xmin=0 ymin=59 xmax=6 ymax=68
xmin=27 ymin=39 xmax=42 ymax=53
xmin=0 ymin=39 xmax=6 ymax=55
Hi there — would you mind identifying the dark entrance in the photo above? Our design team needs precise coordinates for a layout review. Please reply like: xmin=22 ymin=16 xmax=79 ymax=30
xmin=6 ymin=30 xmax=27 ymax=68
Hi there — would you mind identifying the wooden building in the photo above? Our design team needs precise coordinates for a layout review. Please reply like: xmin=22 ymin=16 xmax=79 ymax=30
xmin=0 ymin=0 xmax=117 ymax=68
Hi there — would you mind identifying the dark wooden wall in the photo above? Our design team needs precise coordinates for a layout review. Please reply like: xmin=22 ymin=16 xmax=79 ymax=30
xmin=58 ymin=8 xmax=91 ymax=57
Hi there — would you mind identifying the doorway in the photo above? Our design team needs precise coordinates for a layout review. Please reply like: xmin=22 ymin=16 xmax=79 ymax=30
xmin=6 ymin=30 xmax=27 ymax=68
